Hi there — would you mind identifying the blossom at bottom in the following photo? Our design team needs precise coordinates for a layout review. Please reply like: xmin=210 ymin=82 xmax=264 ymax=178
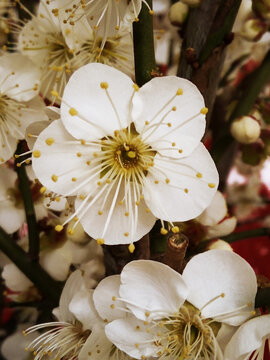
xmin=224 ymin=314 xmax=270 ymax=360
xmin=105 ymin=250 xmax=258 ymax=360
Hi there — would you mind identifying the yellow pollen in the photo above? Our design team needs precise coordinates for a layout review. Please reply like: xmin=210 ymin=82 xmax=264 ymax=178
xmin=251 ymin=310 xmax=256 ymax=316
xmin=98 ymin=210 xmax=103 ymax=215
xmin=200 ymin=107 xmax=208 ymax=115
xmin=112 ymin=296 xmax=116 ymax=301
xmin=124 ymin=232 xmax=129 ymax=237
xmin=125 ymin=212 xmax=129 ymax=216
xmin=40 ymin=186 xmax=47 ymax=194
xmin=86 ymin=160 xmax=91 ymax=165
xmin=208 ymin=183 xmax=216 ymax=188
xmin=45 ymin=138 xmax=54 ymax=145
xmin=221 ymin=292 xmax=225 ymax=297
xmin=176 ymin=88 xmax=183 ymax=95
xmin=136 ymin=326 xmax=140 ymax=330
xmin=154 ymin=180 xmax=159 ymax=184
xmin=196 ymin=172 xmax=202 ymax=178
xmin=145 ymin=208 xmax=150 ymax=213
xmin=145 ymin=311 xmax=150 ymax=317
xmin=178 ymin=149 xmax=183 ymax=153
xmin=97 ymin=181 xmax=102 ymax=186
xmin=33 ymin=150 xmax=41 ymax=158
xmin=79 ymin=194 xmax=86 ymax=200
xmin=97 ymin=238 xmax=104 ymax=245
xmin=51 ymin=174 xmax=58 ymax=182
xmin=50 ymin=90 xmax=59 ymax=98
xmin=77 ymin=152 xmax=82 ymax=157
xmin=27 ymin=133 xmax=32 ymax=138
xmin=172 ymin=106 xmax=176 ymax=111
xmin=68 ymin=228 xmax=74 ymax=235
xmin=172 ymin=142 xmax=176 ymax=146
xmin=110 ymin=304 xmax=115 ymax=309
xmin=100 ymin=82 xmax=108 ymax=89
xmin=149 ymin=9 xmax=154 ymax=14
xmin=135 ymin=17 xmax=139 ymax=22
xmin=72 ymin=177 xmax=77 ymax=182
xmin=172 ymin=226 xmax=180 ymax=233
xmin=69 ymin=107 xmax=78 ymax=116
xmin=136 ymin=201 xmax=140 ymax=206
xmin=129 ymin=243 xmax=135 ymax=253
xmin=135 ymin=344 xmax=139 ymax=348
xmin=184 ymin=188 xmax=189 ymax=193
xmin=167 ymin=123 xmax=172 ymax=127
xmin=133 ymin=83 xmax=140 ymax=91
xmin=55 ymin=224 xmax=63 ymax=232
xmin=115 ymin=25 xmax=119 ymax=30
xmin=127 ymin=150 xmax=136 ymax=159
xmin=55 ymin=197 xmax=61 ymax=202
xmin=160 ymin=228 xmax=168 ymax=235
xmin=165 ymin=178 xmax=170 ymax=184
xmin=106 ymin=179 xmax=111 ymax=184
xmin=144 ymin=321 xmax=149 ymax=325
xmin=145 ymin=120 xmax=149 ymax=125
xmin=81 ymin=139 xmax=86 ymax=145
xmin=119 ymin=200 xmax=123 ymax=205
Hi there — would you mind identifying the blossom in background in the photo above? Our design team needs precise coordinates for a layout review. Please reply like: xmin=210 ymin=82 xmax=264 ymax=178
xmin=0 ymin=53 xmax=45 ymax=163
xmin=31 ymin=63 xmax=218 ymax=247
xmin=105 ymin=250 xmax=257 ymax=360
xmin=224 ymin=314 xmax=270 ymax=360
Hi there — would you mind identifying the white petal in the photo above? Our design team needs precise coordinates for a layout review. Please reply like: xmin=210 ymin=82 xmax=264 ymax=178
xmin=0 ymin=166 xmax=16 ymax=191
xmin=197 ymin=191 xmax=227 ymax=226
xmin=120 ymin=260 xmax=188 ymax=321
xmin=143 ymin=143 xmax=219 ymax=221
xmin=76 ymin=181 xmax=156 ymax=245
xmin=93 ymin=275 xmax=125 ymax=321
xmin=132 ymin=76 xmax=206 ymax=158
xmin=78 ymin=323 xmax=112 ymax=360
xmin=0 ymin=134 xmax=17 ymax=163
xmin=25 ymin=121 xmax=50 ymax=150
xmin=2 ymin=263 xmax=33 ymax=292
xmin=206 ymin=217 xmax=237 ymax=239
xmin=32 ymin=120 xmax=99 ymax=196
xmin=40 ymin=247 xmax=71 ymax=282
xmin=0 ymin=202 xmax=25 ymax=234
xmin=69 ymin=289 xmax=101 ymax=331
xmin=216 ymin=323 xmax=238 ymax=354
xmin=224 ymin=315 xmax=270 ymax=360
xmin=61 ymin=63 xmax=135 ymax=140
xmin=0 ymin=54 xmax=40 ymax=102
xmin=182 ymin=250 xmax=258 ymax=326
xmin=105 ymin=317 xmax=161 ymax=359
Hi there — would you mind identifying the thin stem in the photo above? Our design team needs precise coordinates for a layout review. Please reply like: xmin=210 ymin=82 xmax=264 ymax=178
xmin=133 ymin=0 xmax=156 ymax=86
xmin=15 ymin=142 xmax=40 ymax=262
xmin=0 ymin=227 xmax=63 ymax=306
xmin=221 ymin=227 xmax=269 ymax=243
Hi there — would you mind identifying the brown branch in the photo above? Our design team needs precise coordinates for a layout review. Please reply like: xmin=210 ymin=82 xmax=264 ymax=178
xmin=163 ymin=233 xmax=189 ymax=273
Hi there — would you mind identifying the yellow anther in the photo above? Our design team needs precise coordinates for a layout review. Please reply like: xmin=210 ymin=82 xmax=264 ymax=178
xmin=129 ymin=243 xmax=135 ymax=253
xmin=145 ymin=208 xmax=150 ymax=213
xmin=27 ymin=133 xmax=32 ymax=138
xmin=45 ymin=138 xmax=54 ymax=145
xmin=94 ymin=25 xmax=98 ymax=30
xmin=97 ymin=181 xmax=102 ymax=186
xmin=65 ymin=28 xmax=71 ymax=35
xmin=145 ymin=311 xmax=150 ymax=317
xmin=133 ymin=83 xmax=140 ymax=91
xmin=115 ymin=25 xmax=119 ymax=30
xmin=50 ymin=90 xmax=59 ymax=98
xmin=86 ymin=160 xmax=91 ymax=165
xmin=98 ymin=210 xmax=103 ymax=215
xmin=97 ymin=238 xmax=104 ymax=245
xmin=72 ymin=177 xmax=77 ymax=182
xmin=160 ymin=228 xmax=168 ymax=235
xmin=74 ymin=216 xmax=79 ymax=221
xmin=51 ymin=174 xmax=58 ymax=182
xmin=165 ymin=178 xmax=170 ymax=184
xmin=119 ymin=200 xmax=123 ymax=205
xmin=251 ymin=310 xmax=256 ymax=316
xmin=106 ymin=179 xmax=111 ymax=184
xmin=81 ymin=139 xmax=86 ymax=145
xmin=149 ymin=9 xmax=154 ymax=14
xmin=79 ymin=194 xmax=86 ymax=200
xmin=184 ymin=188 xmax=189 ymax=193
xmin=55 ymin=224 xmax=63 ymax=232
xmin=172 ymin=226 xmax=180 ymax=233
xmin=172 ymin=106 xmax=176 ymax=111
xmin=125 ymin=212 xmax=129 ymax=216
xmin=146 ymin=328 xmax=151 ymax=333
xmin=176 ymin=88 xmax=183 ymax=95
xmin=55 ymin=197 xmax=61 ymax=202
xmin=208 ymin=183 xmax=216 ymax=188
xmin=14 ymin=154 xmax=19 ymax=158
xmin=172 ymin=142 xmax=176 ymax=147
xmin=134 ymin=17 xmax=139 ymax=22
xmin=16 ymin=163 xmax=22 ymax=167
xmin=40 ymin=186 xmax=46 ymax=194
xmin=136 ymin=326 xmax=140 ymax=330
xmin=33 ymin=150 xmax=41 ymax=158
xmin=112 ymin=296 xmax=116 ymax=301
xmin=110 ymin=304 xmax=115 ymax=309
xmin=154 ymin=180 xmax=159 ymax=184
xmin=135 ymin=344 xmax=139 ymax=348
xmin=196 ymin=172 xmax=202 ymax=178
xmin=200 ymin=107 xmax=208 ymax=115
xmin=167 ymin=123 xmax=172 ymax=127
xmin=77 ymin=152 xmax=82 ymax=157
xmin=124 ymin=232 xmax=129 ymax=237
xmin=221 ymin=292 xmax=225 ymax=297
xmin=127 ymin=150 xmax=136 ymax=159
xmin=25 ymin=159 xmax=31 ymax=165
xmin=144 ymin=321 xmax=149 ymax=325
xmin=178 ymin=149 xmax=183 ymax=153
xmin=136 ymin=201 xmax=140 ymax=206
xmin=68 ymin=228 xmax=75 ymax=235
xmin=145 ymin=120 xmax=149 ymax=125
xmin=69 ymin=107 xmax=78 ymax=116
xmin=100 ymin=82 xmax=108 ymax=89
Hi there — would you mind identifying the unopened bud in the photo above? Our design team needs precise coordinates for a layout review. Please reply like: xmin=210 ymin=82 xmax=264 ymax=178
xmin=182 ymin=0 xmax=201 ymax=7
xmin=252 ymin=0 xmax=270 ymax=20
xmin=239 ymin=18 xmax=267 ymax=41
xmin=208 ymin=239 xmax=233 ymax=251
xmin=169 ymin=1 xmax=189 ymax=27
xmin=231 ymin=116 xmax=261 ymax=144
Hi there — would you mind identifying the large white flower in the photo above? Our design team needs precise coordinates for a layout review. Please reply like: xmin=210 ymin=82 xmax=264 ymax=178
xmin=224 ymin=314 xmax=270 ymax=360
xmin=0 ymin=53 xmax=45 ymax=163
xmin=32 ymin=63 xmax=218 ymax=246
xmin=105 ymin=250 xmax=257 ymax=360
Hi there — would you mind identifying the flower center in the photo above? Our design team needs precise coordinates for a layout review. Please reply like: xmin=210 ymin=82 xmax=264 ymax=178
xmin=157 ymin=302 xmax=221 ymax=360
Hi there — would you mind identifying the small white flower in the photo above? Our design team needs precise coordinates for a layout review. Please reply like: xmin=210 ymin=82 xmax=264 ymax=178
xmin=105 ymin=250 xmax=257 ymax=360
xmin=0 ymin=53 xmax=45 ymax=163
xmin=32 ymin=63 xmax=218 ymax=246
xmin=224 ymin=314 xmax=270 ymax=360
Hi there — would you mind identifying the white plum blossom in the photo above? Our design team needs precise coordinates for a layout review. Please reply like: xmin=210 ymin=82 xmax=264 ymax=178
xmin=196 ymin=190 xmax=237 ymax=240
xmin=224 ymin=314 xmax=270 ymax=360
xmin=31 ymin=63 xmax=218 ymax=247
xmin=0 ymin=53 xmax=45 ymax=163
xmin=105 ymin=250 xmax=258 ymax=360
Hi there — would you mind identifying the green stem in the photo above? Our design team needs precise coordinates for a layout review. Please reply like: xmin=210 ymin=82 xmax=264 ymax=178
xmin=221 ymin=228 xmax=269 ymax=243
xmin=133 ymin=0 xmax=156 ymax=86
xmin=0 ymin=228 xmax=63 ymax=306
xmin=15 ymin=142 xmax=40 ymax=262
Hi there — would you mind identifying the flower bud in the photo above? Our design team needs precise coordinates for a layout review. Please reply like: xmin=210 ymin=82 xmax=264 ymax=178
xmin=239 ymin=18 xmax=267 ymax=41
xmin=252 ymin=0 xmax=270 ymax=20
xmin=182 ymin=0 xmax=201 ymax=6
xmin=231 ymin=116 xmax=261 ymax=144
xmin=208 ymin=239 xmax=233 ymax=251
xmin=169 ymin=1 xmax=189 ymax=27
